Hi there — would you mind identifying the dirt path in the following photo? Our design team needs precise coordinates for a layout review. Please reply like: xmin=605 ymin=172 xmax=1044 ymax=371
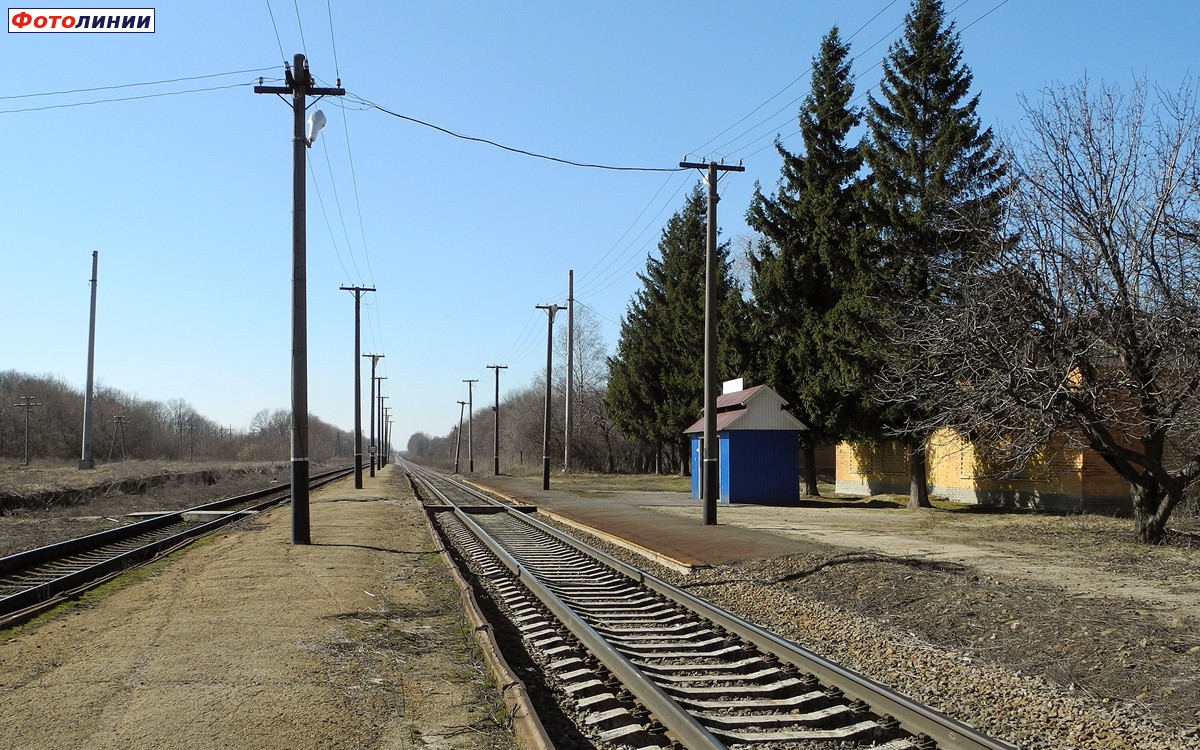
xmin=0 ymin=468 xmax=514 ymax=750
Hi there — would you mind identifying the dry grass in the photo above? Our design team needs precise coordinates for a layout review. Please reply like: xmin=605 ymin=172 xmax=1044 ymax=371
xmin=0 ymin=460 xmax=288 ymax=498
xmin=510 ymin=470 xmax=691 ymax=494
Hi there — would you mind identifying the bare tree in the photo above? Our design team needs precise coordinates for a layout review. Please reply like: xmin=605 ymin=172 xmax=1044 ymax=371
xmin=884 ymin=77 xmax=1200 ymax=543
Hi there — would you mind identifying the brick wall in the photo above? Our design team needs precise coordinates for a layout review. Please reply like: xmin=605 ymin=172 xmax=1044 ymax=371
xmin=836 ymin=429 xmax=1130 ymax=512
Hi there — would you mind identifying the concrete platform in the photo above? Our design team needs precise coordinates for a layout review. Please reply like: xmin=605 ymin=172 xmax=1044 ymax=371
xmin=467 ymin=475 xmax=819 ymax=572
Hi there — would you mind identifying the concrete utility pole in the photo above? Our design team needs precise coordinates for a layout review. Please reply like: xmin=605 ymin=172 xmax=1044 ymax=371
xmin=387 ymin=419 xmax=394 ymax=464
xmin=454 ymin=401 xmax=467 ymax=473
xmin=362 ymin=354 xmax=384 ymax=476
xmin=340 ymin=285 xmax=375 ymax=489
xmin=463 ymin=379 xmax=478 ymax=473
xmin=377 ymin=386 xmax=388 ymax=469
xmin=254 ymin=54 xmax=345 ymax=545
xmin=79 ymin=250 xmax=99 ymax=470
xmin=486 ymin=364 xmax=507 ymax=475
xmin=186 ymin=424 xmax=197 ymax=460
xmin=536 ymin=303 xmax=565 ymax=490
xmin=13 ymin=396 xmax=42 ymax=466
xmin=680 ymin=158 xmax=745 ymax=526
xmin=564 ymin=269 xmax=575 ymax=474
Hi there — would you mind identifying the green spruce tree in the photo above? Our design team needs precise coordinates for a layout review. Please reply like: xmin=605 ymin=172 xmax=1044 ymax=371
xmin=864 ymin=0 xmax=1007 ymax=507
xmin=746 ymin=26 xmax=868 ymax=496
xmin=607 ymin=184 xmax=749 ymax=473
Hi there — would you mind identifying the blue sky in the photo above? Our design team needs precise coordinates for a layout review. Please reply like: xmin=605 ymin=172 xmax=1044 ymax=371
xmin=1 ymin=1 xmax=1196 ymax=443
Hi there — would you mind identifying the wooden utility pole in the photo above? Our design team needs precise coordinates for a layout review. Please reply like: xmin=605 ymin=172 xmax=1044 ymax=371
xmin=463 ymin=378 xmax=478 ymax=472
xmin=363 ymin=354 xmax=384 ymax=477
xmin=454 ymin=400 xmax=467 ymax=473
xmin=679 ymin=158 xmax=745 ymax=525
xmin=486 ymin=364 xmax=507 ymax=475
xmin=564 ymin=269 xmax=574 ymax=473
xmin=254 ymin=54 xmax=345 ymax=544
xmin=382 ymin=409 xmax=391 ymax=465
xmin=378 ymin=394 xmax=388 ymax=468
xmin=340 ymin=285 xmax=375 ymax=489
xmin=13 ymin=396 xmax=42 ymax=466
xmin=108 ymin=415 xmax=128 ymax=461
xmin=536 ymin=303 xmax=565 ymax=490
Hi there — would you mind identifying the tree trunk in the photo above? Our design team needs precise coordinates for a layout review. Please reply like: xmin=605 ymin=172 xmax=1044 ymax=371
xmin=1130 ymin=482 xmax=1172 ymax=545
xmin=908 ymin=438 xmax=931 ymax=508
xmin=801 ymin=441 xmax=820 ymax=497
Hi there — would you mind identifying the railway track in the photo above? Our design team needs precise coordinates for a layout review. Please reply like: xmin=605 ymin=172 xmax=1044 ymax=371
xmin=0 ymin=466 xmax=353 ymax=625
xmin=408 ymin=460 xmax=1015 ymax=750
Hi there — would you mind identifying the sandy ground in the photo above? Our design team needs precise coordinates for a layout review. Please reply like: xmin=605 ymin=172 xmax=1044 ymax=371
xmin=0 ymin=467 xmax=514 ymax=750
xmin=642 ymin=500 xmax=1200 ymax=619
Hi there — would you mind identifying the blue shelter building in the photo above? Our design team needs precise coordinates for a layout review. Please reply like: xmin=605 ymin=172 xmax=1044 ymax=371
xmin=684 ymin=381 xmax=807 ymax=505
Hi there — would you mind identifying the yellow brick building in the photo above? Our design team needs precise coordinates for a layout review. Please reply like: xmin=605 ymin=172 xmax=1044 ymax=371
xmin=834 ymin=429 xmax=1130 ymax=513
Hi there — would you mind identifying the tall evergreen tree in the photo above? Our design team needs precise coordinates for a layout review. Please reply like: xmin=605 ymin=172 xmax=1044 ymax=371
xmin=863 ymin=0 xmax=1007 ymax=507
xmin=746 ymin=26 xmax=867 ymax=496
xmin=607 ymin=185 xmax=750 ymax=472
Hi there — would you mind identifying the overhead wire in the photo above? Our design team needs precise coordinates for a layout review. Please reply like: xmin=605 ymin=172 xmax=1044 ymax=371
xmin=706 ymin=3 xmax=918 ymax=161
xmin=321 ymin=5 xmax=392 ymax=414
xmin=576 ymin=300 xmax=621 ymax=329
xmin=0 ymin=67 xmax=278 ymax=101
xmin=349 ymin=93 xmax=683 ymax=173
xmin=564 ymin=0 xmax=912 ymax=321
xmin=317 ymin=138 xmax=364 ymax=282
xmin=493 ymin=309 xmax=539 ymax=365
xmin=319 ymin=1 xmax=390 ymax=401
xmin=575 ymin=169 xmax=684 ymax=290
xmin=688 ymin=0 xmax=901 ymax=159
xmin=570 ymin=0 xmax=1008 ymax=342
xmin=574 ymin=171 xmax=692 ymax=299
xmin=305 ymin=151 xmax=357 ymax=283
xmin=722 ymin=0 xmax=994 ymax=163
xmin=325 ymin=0 xmax=341 ymax=80
xmin=0 ymin=81 xmax=258 ymax=115
xmin=292 ymin=0 xmax=308 ymax=58
xmin=264 ymin=0 xmax=286 ymax=62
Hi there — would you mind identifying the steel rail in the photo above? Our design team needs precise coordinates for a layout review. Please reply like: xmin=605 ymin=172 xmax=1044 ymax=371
xmin=0 ymin=466 xmax=353 ymax=624
xmin=411 ymin=463 xmax=726 ymax=750
xmin=409 ymin=461 xmax=1016 ymax=750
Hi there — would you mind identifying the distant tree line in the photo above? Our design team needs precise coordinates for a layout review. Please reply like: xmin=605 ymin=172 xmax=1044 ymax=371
xmin=412 ymin=0 xmax=1200 ymax=544
xmin=0 ymin=370 xmax=351 ymax=465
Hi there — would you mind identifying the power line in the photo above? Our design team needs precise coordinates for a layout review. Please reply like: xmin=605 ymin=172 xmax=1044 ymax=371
xmin=306 ymin=151 xmax=357 ymax=283
xmin=263 ymin=0 xmax=286 ymax=61
xmin=575 ymin=172 xmax=692 ymax=299
xmin=708 ymin=4 xmax=912 ymax=160
xmin=292 ymin=0 xmax=308 ymax=57
xmin=317 ymin=137 xmax=364 ymax=282
xmin=576 ymin=169 xmax=682 ymax=285
xmin=350 ymin=93 xmax=683 ymax=172
xmin=0 ymin=81 xmax=256 ymax=115
xmin=688 ymin=0 xmax=902 ymax=159
xmin=325 ymin=0 xmax=341 ymax=80
xmin=576 ymin=300 xmax=620 ymax=328
xmin=0 ymin=67 xmax=278 ymax=101
xmin=725 ymin=0 xmax=1007 ymax=163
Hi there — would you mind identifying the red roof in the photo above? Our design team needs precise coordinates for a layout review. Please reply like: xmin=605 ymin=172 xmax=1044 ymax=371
xmin=683 ymin=385 xmax=802 ymax=434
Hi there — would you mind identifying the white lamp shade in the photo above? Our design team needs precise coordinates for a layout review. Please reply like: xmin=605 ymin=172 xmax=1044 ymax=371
xmin=306 ymin=109 xmax=327 ymax=145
